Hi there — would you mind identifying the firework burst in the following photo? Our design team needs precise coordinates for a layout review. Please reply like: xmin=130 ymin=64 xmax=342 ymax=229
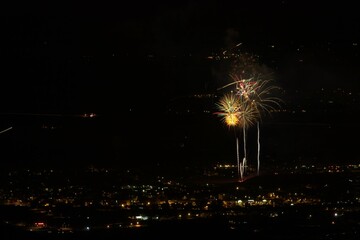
xmin=248 ymin=78 xmax=283 ymax=117
xmin=214 ymin=93 xmax=242 ymax=179
xmin=214 ymin=93 xmax=258 ymax=129
xmin=214 ymin=92 xmax=259 ymax=181
xmin=214 ymin=93 xmax=240 ymax=127
xmin=215 ymin=44 xmax=282 ymax=180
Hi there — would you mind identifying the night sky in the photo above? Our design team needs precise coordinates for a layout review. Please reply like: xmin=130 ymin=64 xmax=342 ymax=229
xmin=0 ymin=1 xmax=360 ymax=170
xmin=1 ymin=1 xmax=360 ymax=112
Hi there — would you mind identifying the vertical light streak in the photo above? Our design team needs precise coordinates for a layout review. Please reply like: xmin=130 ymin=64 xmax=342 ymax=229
xmin=257 ymin=121 xmax=260 ymax=175
xmin=236 ymin=137 xmax=240 ymax=180
xmin=242 ymin=125 xmax=247 ymax=173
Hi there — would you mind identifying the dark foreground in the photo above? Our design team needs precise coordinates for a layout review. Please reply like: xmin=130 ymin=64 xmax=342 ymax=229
xmin=2 ymin=217 xmax=360 ymax=240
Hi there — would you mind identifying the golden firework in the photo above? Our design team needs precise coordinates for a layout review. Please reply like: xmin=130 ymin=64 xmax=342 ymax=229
xmin=214 ymin=93 xmax=258 ymax=129
xmin=214 ymin=93 xmax=240 ymax=127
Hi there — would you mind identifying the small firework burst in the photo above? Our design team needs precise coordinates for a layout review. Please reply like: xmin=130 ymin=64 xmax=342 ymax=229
xmin=214 ymin=92 xmax=259 ymax=129
xmin=214 ymin=93 xmax=240 ymax=127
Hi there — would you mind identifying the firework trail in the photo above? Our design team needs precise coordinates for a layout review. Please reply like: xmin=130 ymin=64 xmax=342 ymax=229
xmin=248 ymin=77 xmax=282 ymax=176
xmin=239 ymin=157 xmax=246 ymax=182
xmin=231 ymin=76 xmax=281 ymax=176
xmin=0 ymin=127 xmax=12 ymax=134
xmin=236 ymin=137 xmax=240 ymax=179
xmin=243 ymin=125 xmax=247 ymax=173
xmin=257 ymin=121 xmax=260 ymax=175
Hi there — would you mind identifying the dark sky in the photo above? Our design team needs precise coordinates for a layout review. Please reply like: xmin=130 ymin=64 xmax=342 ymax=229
xmin=1 ymin=1 xmax=359 ymax=115
xmin=0 ymin=1 xmax=360 ymax=170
